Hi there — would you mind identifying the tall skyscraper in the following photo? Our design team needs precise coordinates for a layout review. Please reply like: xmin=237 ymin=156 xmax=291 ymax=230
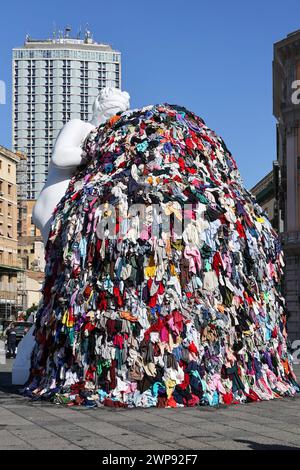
xmin=12 ymin=28 xmax=121 ymax=199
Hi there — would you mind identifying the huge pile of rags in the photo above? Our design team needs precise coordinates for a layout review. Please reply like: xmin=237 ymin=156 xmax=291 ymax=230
xmin=22 ymin=103 xmax=299 ymax=408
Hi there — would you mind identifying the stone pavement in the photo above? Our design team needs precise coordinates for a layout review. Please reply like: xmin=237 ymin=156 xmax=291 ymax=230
xmin=0 ymin=359 xmax=300 ymax=450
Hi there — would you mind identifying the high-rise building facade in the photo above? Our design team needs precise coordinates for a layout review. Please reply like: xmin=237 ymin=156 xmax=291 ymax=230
xmin=12 ymin=30 xmax=121 ymax=199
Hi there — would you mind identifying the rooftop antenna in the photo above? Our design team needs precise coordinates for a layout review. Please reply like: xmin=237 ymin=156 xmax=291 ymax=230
xmin=52 ymin=21 xmax=57 ymax=40
xmin=84 ymin=23 xmax=91 ymax=42
xmin=65 ymin=25 xmax=71 ymax=38
xmin=77 ymin=25 xmax=82 ymax=39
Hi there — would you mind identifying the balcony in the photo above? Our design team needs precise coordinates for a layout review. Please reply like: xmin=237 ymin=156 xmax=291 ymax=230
xmin=0 ymin=289 xmax=18 ymax=300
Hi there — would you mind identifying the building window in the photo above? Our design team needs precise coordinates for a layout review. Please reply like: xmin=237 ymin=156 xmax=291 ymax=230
xmin=8 ymin=203 xmax=12 ymax=217
xmin=8 ymin=164 xmax=11 ymax=174
xmin=8 ymin=184 xmax=12 ymax=195
xmin=8 ymin=276 xmax=15 ymax=292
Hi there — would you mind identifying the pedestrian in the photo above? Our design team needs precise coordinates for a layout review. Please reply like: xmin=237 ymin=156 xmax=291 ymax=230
xmin=6 ymin=323 xmax=17 ymax=358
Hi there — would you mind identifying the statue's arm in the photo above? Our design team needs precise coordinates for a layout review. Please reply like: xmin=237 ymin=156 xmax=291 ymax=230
xmin=51 ymin=119 xmax=94 ymax=169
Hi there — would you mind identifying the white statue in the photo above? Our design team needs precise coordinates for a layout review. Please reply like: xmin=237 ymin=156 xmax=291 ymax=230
xmin=32 ymin=87 xmax=130 ymax=244
xmin=12 ymin=87 xmax=130 ymax=385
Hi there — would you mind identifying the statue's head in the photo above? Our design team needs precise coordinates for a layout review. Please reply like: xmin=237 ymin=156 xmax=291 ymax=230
xmin=91 ymin=87 xmax=130 ymax=126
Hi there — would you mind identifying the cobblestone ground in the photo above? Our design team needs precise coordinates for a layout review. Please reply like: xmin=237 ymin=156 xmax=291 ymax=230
xmin=0 ymin=359 xmax=300 ymax=450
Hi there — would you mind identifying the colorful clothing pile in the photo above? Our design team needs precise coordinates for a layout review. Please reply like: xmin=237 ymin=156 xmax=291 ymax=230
xmin=24 ymin=103 xmax=299 ymax=408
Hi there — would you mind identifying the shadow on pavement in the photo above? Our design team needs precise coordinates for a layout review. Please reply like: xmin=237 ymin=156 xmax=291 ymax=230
xmin=235 ymin=439 xmax=300 ymax=450
xmin=0 ymin=371 xmax=19 ymax=394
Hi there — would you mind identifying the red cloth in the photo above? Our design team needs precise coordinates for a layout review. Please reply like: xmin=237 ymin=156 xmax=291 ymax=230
xmin=236 ymin=220 xmax=246 ymax=239
xmin=245 ymin=389 xmax=261 ymax=402
xmin=173 ymin=310 xmax=184 ymax=333
xmin=113 ymin=333 xmax=124 ymax=350
xmin=222 ymin=392 xmax=233 ymax=405
xmin=109 ymin=359 xmax=117 ymax=389
xmin=177 ymin=372 xmax=190 ymax=390
xmin=188 ymin=342 xmax=198 ymax=354
xmin=144 ymin=318 xmax=164 ymax=341
xmin=97 ymin=291 xmax=107 ymax=310
xmin=83 ymin=322 xmax=95 ymax=333
xmin=213 ymin=252 xmax=223 ymax=276
xmin=113 ymin=286 xmax=123 ymax=307
xmin=187 ymin=394 xmax=200 ymax=407
xmin=85 ymin=366 xmax=96 ymax=382
xmin=103 ymin=398 xmax=128 ymax=408
xmin=166 ymin=396 xmax=178 ymax=408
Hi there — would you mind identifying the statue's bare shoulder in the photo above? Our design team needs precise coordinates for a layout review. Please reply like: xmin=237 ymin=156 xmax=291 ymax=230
xmin=54 ymin=119 xmax=95 ymax=147
xmin=51 ymin=119 xmax=95 ymax=169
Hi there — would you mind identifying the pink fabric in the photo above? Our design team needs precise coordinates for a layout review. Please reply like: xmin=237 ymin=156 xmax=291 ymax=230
xmin=184 ymin=247 xmax=202 ymax=274
xmin=208 ymin=373 xmax=227 ymax=394
xmin=160 ymin=326 xmax=169 ymax=343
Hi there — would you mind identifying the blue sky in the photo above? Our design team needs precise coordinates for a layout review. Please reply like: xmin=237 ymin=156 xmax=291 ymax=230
xmin=0 ymin=0 xmax=299 ymax=189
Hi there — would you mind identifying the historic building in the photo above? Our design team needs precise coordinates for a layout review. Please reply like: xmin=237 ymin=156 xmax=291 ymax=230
xmin=0 ymin=146 xmax=23 ymax=321
xmin=273 ymin=29 xmax=300 ymax=340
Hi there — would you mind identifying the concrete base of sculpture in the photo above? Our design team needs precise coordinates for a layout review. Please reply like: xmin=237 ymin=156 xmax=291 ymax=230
xmin=12 ymin=325 xmax=35 ymax=385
